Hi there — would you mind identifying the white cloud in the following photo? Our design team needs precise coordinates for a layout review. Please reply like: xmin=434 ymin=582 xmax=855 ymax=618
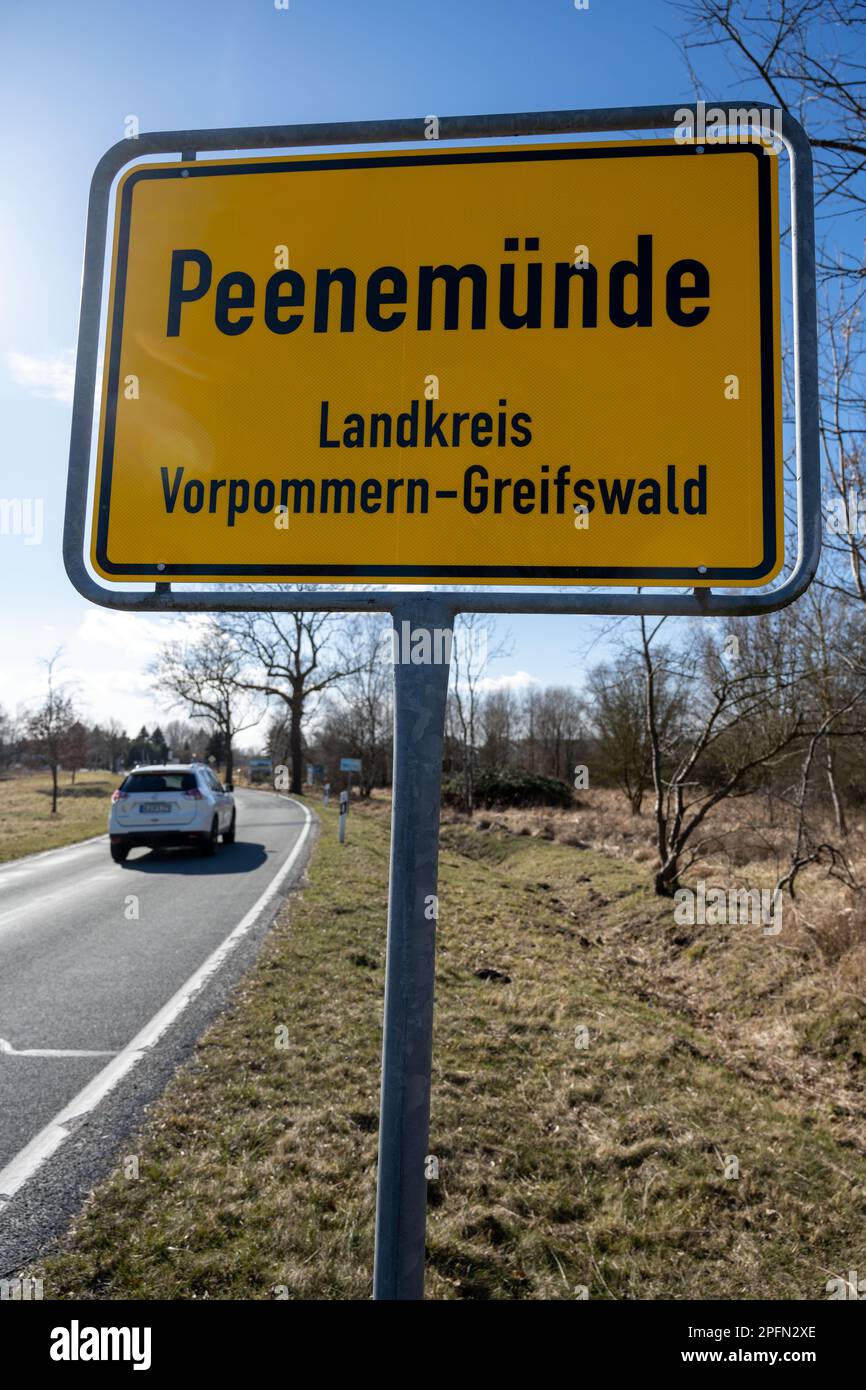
xmin=70 ymin=609 xmax=260 ymax=733
xmin=7 ymin=348 xmax=76 ymax=405
xmin=77 ymin=608 xmax=208 ymax=662
xmin=477 ymin=670 xmax=540 ymax=693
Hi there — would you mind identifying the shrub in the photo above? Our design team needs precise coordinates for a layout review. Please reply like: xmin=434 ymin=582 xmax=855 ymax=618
xmin=441 ymin=768 xmax=573 ymax=810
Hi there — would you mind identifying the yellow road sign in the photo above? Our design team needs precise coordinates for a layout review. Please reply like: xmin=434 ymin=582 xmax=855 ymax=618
xmin=92 ymin=138 xmax=781 ymax=586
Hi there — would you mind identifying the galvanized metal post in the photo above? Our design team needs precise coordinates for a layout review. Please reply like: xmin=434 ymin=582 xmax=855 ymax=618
xmin=373 ymin=601 xmax=454 ymax=1300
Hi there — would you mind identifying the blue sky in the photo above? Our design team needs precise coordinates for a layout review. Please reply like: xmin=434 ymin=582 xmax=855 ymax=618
xmin=0 ymin=0 xmax=744 ymax=734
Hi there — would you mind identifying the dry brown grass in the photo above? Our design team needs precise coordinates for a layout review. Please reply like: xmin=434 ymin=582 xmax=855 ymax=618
xmin=0 ymin=770 xmax=113 ymax=863
xmin=26 ymin=797 xmax=866 ymax=1301
xmin=442 ymin=786 xmax=866 ymax=1133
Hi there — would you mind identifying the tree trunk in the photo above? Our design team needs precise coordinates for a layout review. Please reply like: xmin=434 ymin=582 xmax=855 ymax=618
xmin=224 ymin=734 xmax=234 ymax=788
xmin=463 ymin=749 xmax=474 ymax=816
xmin=289 ymin=694 xmax=304 ymax=794
xmin=641 ymin=621 xmax=670 ymax=894
xmin=51 ymin=764 xmax=59 ymax=814
xmin=825 ymin=740 xmax=847 ymax=837
xmin=654 ymin=859 xmax=679 ymax=897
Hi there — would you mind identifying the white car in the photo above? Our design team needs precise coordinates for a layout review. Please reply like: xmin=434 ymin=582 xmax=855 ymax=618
xmin=108 ymin=764 xmax=236 ymax=864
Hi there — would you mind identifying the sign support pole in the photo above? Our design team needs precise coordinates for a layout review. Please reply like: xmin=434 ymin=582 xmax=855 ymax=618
xmin=373 ymin=600 xmax=453 ymax=1300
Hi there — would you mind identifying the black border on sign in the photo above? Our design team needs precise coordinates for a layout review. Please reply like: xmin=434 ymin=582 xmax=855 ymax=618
xmin=95 ymin=142 xmax=777 ymax=581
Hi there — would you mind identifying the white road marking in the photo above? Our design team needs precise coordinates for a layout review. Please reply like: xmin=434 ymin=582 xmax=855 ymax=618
xmin=0 ymin=797 xmax=312 ymax=1210
xmin=0 ymin=1038 xmax=116 ymax=1058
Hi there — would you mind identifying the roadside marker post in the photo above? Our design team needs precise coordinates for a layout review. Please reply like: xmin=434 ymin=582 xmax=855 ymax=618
xmin=63 ymin=105 xmax=818 ymax=1300
xmin=339 ymin=757 xmax=361 ymax=814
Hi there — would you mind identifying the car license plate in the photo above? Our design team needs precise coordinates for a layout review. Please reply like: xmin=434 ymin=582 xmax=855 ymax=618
xmin=140 ymin=802 xmax=171 ymax=813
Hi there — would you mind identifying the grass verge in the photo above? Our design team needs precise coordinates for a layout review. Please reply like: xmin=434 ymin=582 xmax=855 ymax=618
xmin=27 ymin=798 xmax=866 ymax=1300
xmin=0 ymin=772 xmax=113 ymax=863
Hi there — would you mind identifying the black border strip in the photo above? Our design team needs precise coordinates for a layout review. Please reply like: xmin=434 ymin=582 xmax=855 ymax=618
xmin=95 ymin=142 xmax=778 ymax=581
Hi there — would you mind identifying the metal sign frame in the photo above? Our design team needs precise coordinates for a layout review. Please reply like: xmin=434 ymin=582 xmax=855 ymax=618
xmin=64 ymin=102 xmax=818 ymax=620
xmin=62 ymin=105 xmax=817 ymax=1303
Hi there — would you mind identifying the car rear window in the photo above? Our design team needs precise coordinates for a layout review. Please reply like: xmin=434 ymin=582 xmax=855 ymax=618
xmin=121 ymin=772 xmax=198 ymax=793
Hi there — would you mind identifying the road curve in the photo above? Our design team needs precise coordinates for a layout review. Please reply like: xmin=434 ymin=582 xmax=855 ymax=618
xmin=0 ymin=789 xmax=315 ymax=1276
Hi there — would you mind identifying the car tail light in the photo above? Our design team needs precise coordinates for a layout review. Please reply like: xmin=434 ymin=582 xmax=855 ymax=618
xmin=111 ymin=789 xmax=127 ymax=802
xmin=184 ymin=788 xmax=204 ymax=800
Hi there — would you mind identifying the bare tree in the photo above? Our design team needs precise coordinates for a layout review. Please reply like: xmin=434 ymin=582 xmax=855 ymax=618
xmin=64 ymin=721 xmax=90 ymax=785
xmin=220 ymin=595 xmax=366 ymax=794
xmin=818 ymin=297 xmax=866 ymax=603
xmin=449 ymin=613 xmax=511 ymax=815
xmin=584 ymin=652 xmax=686 ymax=814
xmin=313 ymin=618 xmax=393 ymax=796
xmin=674 ymin=1 xmax=866 ymax=280
xmin=0 ymin=705 xmax=19 ymax=770
xmin=89 ymin=718 xmax=128 ymax=774
xmin=640 ymin=618 xmax=807 ymax=895
xmin=519 ymin=686 xmax=583 ymax=784
xmin=478 ymin=687 xmax=520 ymax=770
xmin=673 ymin=4 xmax=866 ymax=608
xmin=663 ymin=1 xmax=866 ymax=895
xmin=151 ymin=623 xmax=260 ymax=786
xmin=27 ymin=652 xmax=77 ymax=814
xmin=774 ymin=695 xmax=865 ymax=898
xmin=791 ymin=585 xmax=866 ymax=835
xmin=161 ymin=719 xmax=203 ymax=765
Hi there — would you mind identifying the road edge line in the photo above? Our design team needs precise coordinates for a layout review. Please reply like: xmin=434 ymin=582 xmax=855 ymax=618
xmin=0 ymin=835 xmax=108 ymax=874
xmin=0 ymin=796 xmax=313 ymax=1212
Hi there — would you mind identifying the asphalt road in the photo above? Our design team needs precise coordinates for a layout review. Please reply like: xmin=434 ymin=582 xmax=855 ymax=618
xmin=0 ymin=788 xmax=315 ymax=1276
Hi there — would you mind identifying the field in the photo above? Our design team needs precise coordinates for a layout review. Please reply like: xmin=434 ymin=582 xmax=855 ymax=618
xmin=25 ymin=793 xmax=866 ymax=1300
xmin=0 ymin=771 xmax=114 ymax=864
